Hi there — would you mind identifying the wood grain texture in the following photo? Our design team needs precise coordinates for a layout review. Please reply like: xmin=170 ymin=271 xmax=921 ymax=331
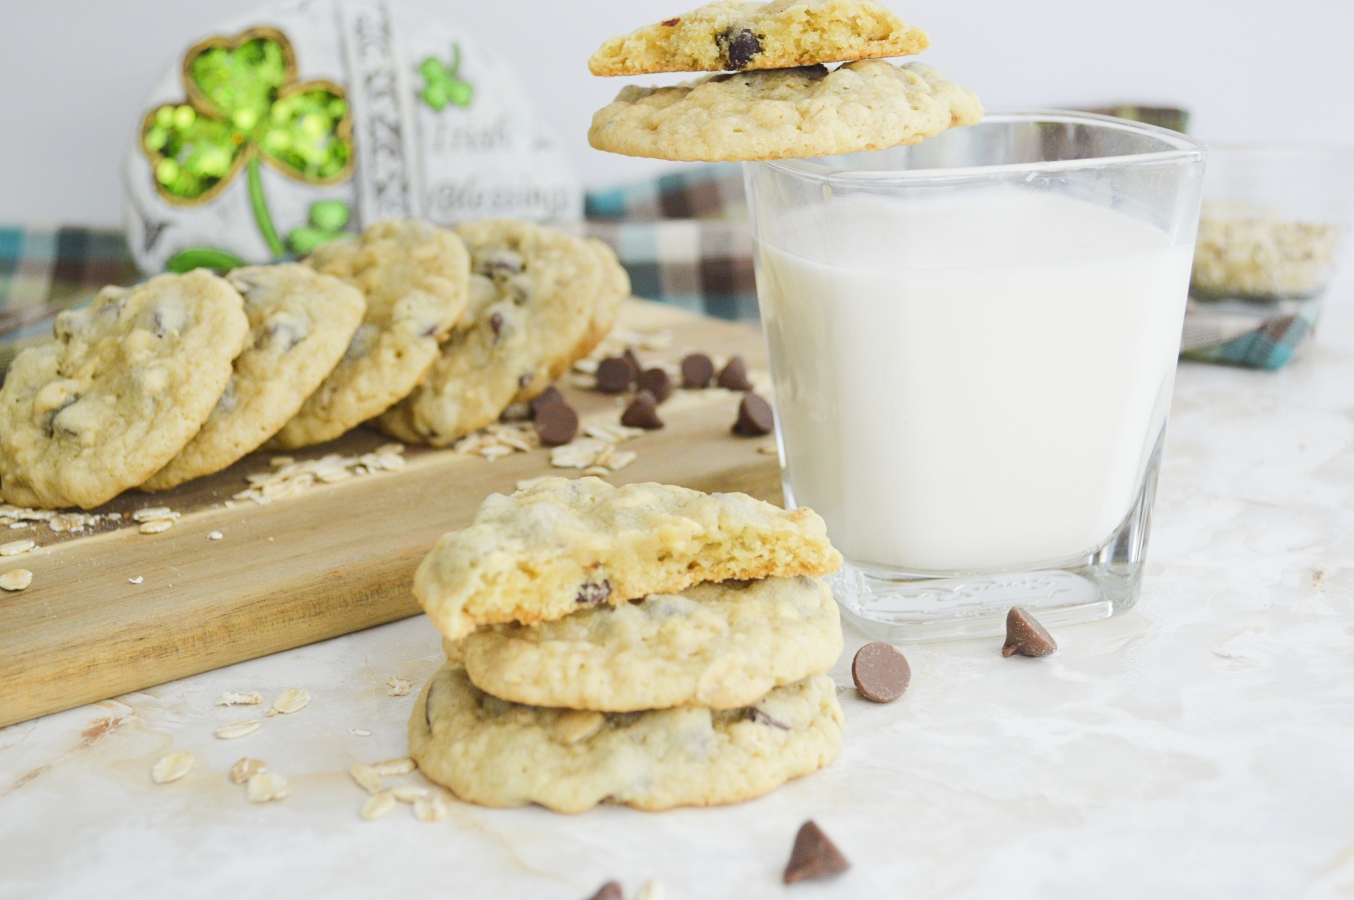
xmin=0 ymin=300 xmax=779 ymax=728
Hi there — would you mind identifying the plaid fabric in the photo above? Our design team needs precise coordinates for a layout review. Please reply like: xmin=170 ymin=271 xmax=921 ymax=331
xmin=1180 ymin=296 xmax=1321 ymax=370
xmin=0 ymin=225 xmax=140 ymax=373
xmin=0 ymin=163 xmax=1322 ymax=376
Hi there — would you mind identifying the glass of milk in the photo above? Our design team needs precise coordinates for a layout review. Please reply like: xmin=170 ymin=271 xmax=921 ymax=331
xmin=745 ymin=110 xmax=1206 ymax=641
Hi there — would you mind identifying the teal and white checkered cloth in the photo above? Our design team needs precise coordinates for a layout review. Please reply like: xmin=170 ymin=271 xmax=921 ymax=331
xmin=0 ymin=164 xmax=1320 ymax=375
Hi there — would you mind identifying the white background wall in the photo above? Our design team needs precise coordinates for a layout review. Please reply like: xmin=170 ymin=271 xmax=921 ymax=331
xmin=0 ymin=0 xmax=1350 ymax=226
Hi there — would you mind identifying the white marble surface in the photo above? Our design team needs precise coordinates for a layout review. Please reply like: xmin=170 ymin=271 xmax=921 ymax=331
xmin=3 ymin=284 xmax=1353 ymax=900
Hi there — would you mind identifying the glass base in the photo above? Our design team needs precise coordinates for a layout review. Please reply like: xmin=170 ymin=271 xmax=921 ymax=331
xmin=827 ymin=432 xmax=1162 ymax=643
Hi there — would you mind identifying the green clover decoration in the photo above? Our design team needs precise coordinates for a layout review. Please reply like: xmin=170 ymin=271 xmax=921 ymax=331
xmin=141 ymin=27 xmax=354 ymax=265
xmin=419 ymin=44 xmax=473 ymax=111
xmin=287 ymin=199 xmax=352 ymax=256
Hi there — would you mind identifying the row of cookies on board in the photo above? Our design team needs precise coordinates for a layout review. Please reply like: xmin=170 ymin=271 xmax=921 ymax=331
xmin=587 ymin=0 xmax=983 ymax=162
xmin=407 ymin=477 xmax=847 ymax=813
xmin=0 ymin=219 xmax=629 ymax=510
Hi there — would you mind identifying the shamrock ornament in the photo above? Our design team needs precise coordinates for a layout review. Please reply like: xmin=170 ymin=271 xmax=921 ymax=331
xmin=419 ymin=43 xmax=473 ymax=111
xmin=288 ymin=199 xmax=352 ymax=256
xmin=140 ymin=26 xmax=354 ymax=261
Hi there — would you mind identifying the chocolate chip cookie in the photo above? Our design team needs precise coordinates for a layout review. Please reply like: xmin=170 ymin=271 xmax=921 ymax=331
xmin=463 ymin=575 xmax=843 ymax=711
xmin=141 ymin=265 xmax=366 ymax=490
xmin=414 ymin=477 xmax=842 ymax=640
xmin=270 ymin=219 xmax=469 ymax=449
xmin=377 ymin=220 xmax=627 ymax=447
xmin=0 ymin=270 xmax=249 ymax=508
xmin=409 ymin=663 xmax=843 ymax=812
xmin=589 ymin=0 xmax=929 ymax=76
xmin=589 ymin=60 xmax=982 ymax=162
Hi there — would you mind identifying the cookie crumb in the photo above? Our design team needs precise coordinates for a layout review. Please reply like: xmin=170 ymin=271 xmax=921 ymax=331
xmin=139 ymin=519 xmax=175 ymax=535
xmin=128 ymin=576 xmax=144 ymax=584
xmin=350 ymin=727 xmax=372 ymax=736
xmin=0 ymin=538 xmax=35 ymax=557
xmin=636 ymin=881 xmax=665 ymax=900
xmin=387 ymin=676 xmax=412 ymax=697
xmin=0 ymin=569 xmax=32 ymax=591
xmin=207 ymin=531 xmax=224 ymax=540
xmin=151 ymin=752 xmax=194 ymax=784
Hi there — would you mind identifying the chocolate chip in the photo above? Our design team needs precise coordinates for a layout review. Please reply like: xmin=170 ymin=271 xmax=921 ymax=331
xmin=748 ymin=707 xmax=790 ymax=730
xmin=489 ymin=311 xmax=504 ymax=340
xmin=851 ymin=642 xmax=910 ymax=702
xmin=718 ymin=26 xmax=763 ymax=70
xmin=660 ymin=17 xmax=680 ymax=26
xmin=529 ymin=386 xmax=565 ymax=416
xmin=717 ymin=355 xmax=753 ymax=391
xmin=783 ymin=820 xmax=850 ymax=884
xmin=577 ymin=580 xmax=612 ymax=605
xmin=681 ymin=353 xmax=714 ymax=388
xmin=732 ymin=393 xmax=774 ymax=436
xmin=534 ymin=401 xmax=579 ymax=446
xmin=595 ymin=356 xmax=635 ymax=393
xmin=1002 ymin=607 xmax=1058 ymax=657
xmin=623 ymin=348 xmax=643 ymax=380
xmin=44 ymin=395 xmax=79 ymax=438
xmin=586 ymin=883 xmax=623 ymax=900
xmin=636 ymin=367 xmax=672 ymax=403
xmin=621 ymin=390 xmax=664 ymax=429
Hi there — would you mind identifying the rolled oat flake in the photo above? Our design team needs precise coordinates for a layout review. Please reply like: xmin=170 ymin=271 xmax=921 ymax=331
xmin=851 ymin=642 xmax=910 ymax=702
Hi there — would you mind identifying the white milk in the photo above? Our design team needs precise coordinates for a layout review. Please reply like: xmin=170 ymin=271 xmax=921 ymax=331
xmin=756 ymin=188 xmax=1193 ymax=572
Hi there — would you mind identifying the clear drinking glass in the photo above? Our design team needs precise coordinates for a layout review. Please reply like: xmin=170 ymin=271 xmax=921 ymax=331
xmin=744 ymin=110 xmax=1207 ymax=641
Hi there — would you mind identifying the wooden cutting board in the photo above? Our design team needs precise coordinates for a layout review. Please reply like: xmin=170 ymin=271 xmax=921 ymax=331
xmin=0 ymin=300 xmax=779 ymax=728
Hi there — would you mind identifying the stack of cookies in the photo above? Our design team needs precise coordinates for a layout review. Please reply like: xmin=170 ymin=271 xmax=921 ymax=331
xmin=0 ymin=218 xmax=629 ymax=510
xmin=587 ymin=0 xmax=982 ymax=162
xmin=408 ymin=476 xmax=847 ymax=813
